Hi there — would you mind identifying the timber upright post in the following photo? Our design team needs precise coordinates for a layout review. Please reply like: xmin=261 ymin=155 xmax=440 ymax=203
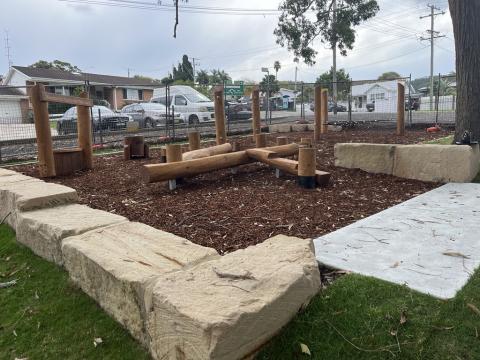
xmin=188 ymin=131 xmax=201 ymax=151
xmin=166 ymin=144 xmax=183 ymax=190
xmin=252 ymin=87 xmax=261 ymax=137
xmin=31 ymin=84 xmax=56 ymax=177
xmin=298 ymin=147 xmax=316 ymax=189
xmin=276 ymin=136 xmax=288 ymax=146
xmin=77 ymin=92 xmax=93 ymax=169
xmin=314 ymin=86 xmax=322 ymax=141
xmin=321 ymin=89 xmax=328 ymax=134
xmin=255 ymin=133 xmax=267 ymax=148
xmin=397 ymin=82 xmax=405 ymax=136
xmin=214 ymin=87 xmax=227 ymax=145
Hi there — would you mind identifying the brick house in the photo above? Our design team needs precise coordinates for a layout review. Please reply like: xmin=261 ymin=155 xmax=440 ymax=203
xmin=3 ymin=66 xmax=160 ymax=114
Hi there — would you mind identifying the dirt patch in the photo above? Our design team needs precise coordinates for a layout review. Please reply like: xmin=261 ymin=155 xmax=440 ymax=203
xmin=13 ymin=128 xmax=450 ymax=254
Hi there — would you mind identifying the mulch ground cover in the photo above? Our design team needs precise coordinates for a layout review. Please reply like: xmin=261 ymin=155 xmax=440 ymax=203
xmin=13 ymin=127 xmax=450 ymax=254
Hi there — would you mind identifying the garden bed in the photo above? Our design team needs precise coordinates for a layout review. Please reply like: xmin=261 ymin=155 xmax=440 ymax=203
xmin=13 ymin=128 xmax=450 ymax=254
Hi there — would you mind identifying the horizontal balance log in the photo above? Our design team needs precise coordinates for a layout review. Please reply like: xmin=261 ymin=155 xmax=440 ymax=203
xmin=182 ymin=143 xmax=233 ymax=161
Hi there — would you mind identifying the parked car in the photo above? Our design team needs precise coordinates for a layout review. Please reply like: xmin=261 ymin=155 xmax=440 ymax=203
xmin=366 ymin=102 xmax=375 ymax=112
xmin=151 ymin=85 xmax=215 ymax=125
xmin=57 ymin=106 xmax=132 ymax=135
xmin=225 ymin=102 xmax=252 ymax=121
xmin=120 ymin=103 xmax=182 ymax=128
xmin=405 ymin=98 xmax=420 ymax=111
xmin=309 ymin=101 xmax=347 ymax=112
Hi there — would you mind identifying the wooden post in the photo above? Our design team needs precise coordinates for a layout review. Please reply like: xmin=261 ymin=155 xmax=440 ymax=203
xmin=255 ymin=133 xmax=267 ymax=148
xmin=298 ymin=147 xmax=316 ymax=189
xmin=30 ymin=84 xmax=56 ymax=177
xmin=124 ymin=135 xmax=146 ymax=160
xmin=214 ymin=87 xmax=227 ymax=145
xmin=188 ymin=131 xmax=201 ymax=151
xmin=300 ymin=137 xmax=313 ymax=147
xmin=276 ymin=136 xmax=288 ymax=145
xmin=166 ymin=144 xmax=182 ymax=163
xmin=397 ymin=82 xmax=405 ymax=136
xmin=252 ymin=87 xmax=261 ymax=136
xmin=321 ymin=89 xmax=328 ymax=134
xmin=77 ymin=92 xmax=93 ymax=169
xmin=314 ymin=86 xmax=322 ymax=141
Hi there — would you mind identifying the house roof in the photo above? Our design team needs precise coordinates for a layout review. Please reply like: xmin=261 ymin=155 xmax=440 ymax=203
xmin=12 ymin=66 xmax=160 ymax=87
xmin=0 ymin=86 xmax=26 ymax=96
xmin=352 ymin=80 xmax=414 ymax=97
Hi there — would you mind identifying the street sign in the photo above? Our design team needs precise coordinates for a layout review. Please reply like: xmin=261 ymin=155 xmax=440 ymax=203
xmin=224 ymin=82 xmax=244 ymax=96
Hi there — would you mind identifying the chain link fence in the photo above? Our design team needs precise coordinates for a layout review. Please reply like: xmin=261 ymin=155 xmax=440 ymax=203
xmin=0 ymin=75 xmax=457 ymax=164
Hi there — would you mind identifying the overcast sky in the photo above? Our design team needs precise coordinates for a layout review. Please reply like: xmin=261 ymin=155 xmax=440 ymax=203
xmin=1 ymin=0 xmax=454 ymax=83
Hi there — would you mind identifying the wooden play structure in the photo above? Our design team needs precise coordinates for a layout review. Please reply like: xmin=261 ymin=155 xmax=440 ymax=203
xmin=30 ymin=84 xmax=93 ymax=177
xmin=124 ymin=135 xmax=150 ymax=160
xmin=142 ymin=87 xmax=330 ymax=190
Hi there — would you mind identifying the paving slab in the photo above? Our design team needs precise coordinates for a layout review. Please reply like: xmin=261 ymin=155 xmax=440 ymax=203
xmin=314 ymin=183 xmax=480 ymax=299
xmin=0 ymin=180 xmax=78 ymax=228
xmin=17 ymin=204 xmax=128 ymax=265
xmin=146 ymin=235 xmax=320 ymax=360
xmin=62 ymin=222 xmax=219 ymax=345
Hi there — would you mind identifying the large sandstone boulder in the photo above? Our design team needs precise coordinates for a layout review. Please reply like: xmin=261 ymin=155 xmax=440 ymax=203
xmin=146 ymin=235 xmax=321 ymax=360
xmin=0 ymin=179 xmax=77 ymax=228
xmin=62 ymin=222 xmax=219 ymax=345
xmin=393 ymin=144 xmax=480 ymax=182
xmin=0 ymin=168 xmax=18 ymax=177
xmin=334 ymin=143 xmax=396 ymax=174
xmin=17 ymin=204 xmax=127 ymax=265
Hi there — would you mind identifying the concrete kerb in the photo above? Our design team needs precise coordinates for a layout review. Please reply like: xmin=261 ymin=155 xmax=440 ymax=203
xmin=335 ymin=143 xmax=480 ymax=183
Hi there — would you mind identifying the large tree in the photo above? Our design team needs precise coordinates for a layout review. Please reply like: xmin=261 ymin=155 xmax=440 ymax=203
xmin=30 ymin=60 xmax=81 ymax=73
xmin=316 ymin=68 xmax=350 ymax=99
xmin=274 ymin=0 xmax=379 ymax=66
xmin=378 ymin=71 xmax=401 ymax=80
xmin=448 ymin=1 xmax=480 ymax=142
xmin=274 ymin=61 xmax=281 ymax=80
xmin=209 ymin=69 xmax=231 ymax=85
xmin=259 ymin=74 xmax=280 ymax=94
xmin=196 ymin=70 xmax=210 ymax=86
xmin=172 ymin=55 xmax=194 ymax=82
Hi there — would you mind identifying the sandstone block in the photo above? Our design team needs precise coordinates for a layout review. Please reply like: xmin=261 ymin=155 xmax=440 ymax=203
xmin=334 ymin=143 xmax=396 ymax=174
xmin=393 ymin=144 xmax=480 ymax=183
xmin=62 ymin=222 xmax=219 ymax=345
xmin=0 ymin=180 xmax=78 ymax=228
xmin=147 ymin=235 xmax=320 ymax=360
xmin=0 ymin=168 xmax=18 ymax=177
xmin=291 ymin=124 xmax=308 ymax=132
xmin=17 ymin=204 xmax=127 ymax=265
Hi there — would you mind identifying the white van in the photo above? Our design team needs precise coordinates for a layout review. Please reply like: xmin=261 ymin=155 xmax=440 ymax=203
xmin=151 ymin=85 xmax=215 ymax=125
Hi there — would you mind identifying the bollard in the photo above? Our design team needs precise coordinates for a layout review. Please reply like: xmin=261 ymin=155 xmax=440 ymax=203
xmin=166 ymin=144 xmax=183 ymax=190
xmin=276 ymin=136 xmax=288 ymax=146
xmin=255 ymin=133 xmax=267 ymax=148
xmin=298 ymin=147 xmax=316 ymax=189
xmin=314 ymin=86 xmax=322 ymax=141
xmin=188 ymin=131 xmax=201 ymax=151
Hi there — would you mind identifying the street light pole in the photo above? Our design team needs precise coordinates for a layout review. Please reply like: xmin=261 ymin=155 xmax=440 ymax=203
xmin=261 ymin=67 xmax=270 ymax=124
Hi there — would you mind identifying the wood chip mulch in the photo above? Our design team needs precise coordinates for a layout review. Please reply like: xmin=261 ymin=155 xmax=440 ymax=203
xmin=13 ymin=128 xmax=451 ymax=255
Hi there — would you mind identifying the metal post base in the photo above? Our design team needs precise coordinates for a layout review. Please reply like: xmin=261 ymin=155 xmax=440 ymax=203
xmin=275 ymin=168 xmax=283 ymax=178
xmin=297 ymin=176 xmax=316 ymax=189
xmin=168 ymin=179 xmax=177 ymax=191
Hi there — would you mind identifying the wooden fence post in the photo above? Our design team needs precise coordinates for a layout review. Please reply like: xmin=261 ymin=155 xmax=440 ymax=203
xmin=188 ymin=131 xmax=201 ymax=151
xmin=252 ymin=87 xmax=261 ymax=137
xmin=397 ymin=82 xmax=405 ymax=136
xmin=30 ymin=84 xmax=56 ymax=177
xmin=77 ymin=92 xmax=93 ymax=169
xmin=314 ymin=86 xmax=322 ymax=141
xmin=255 ymin=133 xmax=267 ymax=148
xmin=276 ymin=136 xmax=288 ymax=146
xmin=166 ymin=144 xmax=183 ymax=190
xmin=214 ymin=87 xmax=227 ymax=145
xmin=321 ymin=89 xmax=328 ymax=134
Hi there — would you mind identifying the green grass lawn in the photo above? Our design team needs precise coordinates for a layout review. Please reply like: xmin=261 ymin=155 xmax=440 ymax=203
xmin=0 ymin=225 xmax=150 ymax=360
xmin=2 ymin=223 xmax=480 ymax=360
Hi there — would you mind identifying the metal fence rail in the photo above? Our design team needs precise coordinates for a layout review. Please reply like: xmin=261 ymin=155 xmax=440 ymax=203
xmin=0 ymin=75 xmax=457 ymax=164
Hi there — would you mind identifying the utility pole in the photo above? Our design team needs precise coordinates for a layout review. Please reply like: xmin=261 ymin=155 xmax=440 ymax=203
xmin=191 ymin=57 xmax=199 ymax=84
xmin=127 ymin=68 xmax=131 ymax=78
xmin=4 ymin=30 xmax=12 ymax=69
xmin=420 ymin=4 xmax=445 ymax=111
xmin=332 ymin=0 xmax=337 ymax=115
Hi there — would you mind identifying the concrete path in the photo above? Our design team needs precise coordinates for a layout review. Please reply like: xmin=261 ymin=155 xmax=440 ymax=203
xmin=314 ymin=183 xmax=480 ymax=299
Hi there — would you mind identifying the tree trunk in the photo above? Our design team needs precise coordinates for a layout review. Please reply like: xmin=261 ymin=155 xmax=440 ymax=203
xmin=449 ymin=0 xmax=480 ymax=142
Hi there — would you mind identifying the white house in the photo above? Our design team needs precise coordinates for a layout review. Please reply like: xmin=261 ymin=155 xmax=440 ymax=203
xmin=352 ymin=80 xmax=411 ymax=113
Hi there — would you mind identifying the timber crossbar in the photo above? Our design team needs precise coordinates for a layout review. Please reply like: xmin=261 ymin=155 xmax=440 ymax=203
xmin=39 ymin=88 xmax=93 ymax=107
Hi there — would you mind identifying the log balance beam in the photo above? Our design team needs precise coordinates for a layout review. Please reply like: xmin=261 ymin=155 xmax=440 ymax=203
xmin=143 ymin=143 xmax=330 ymax=186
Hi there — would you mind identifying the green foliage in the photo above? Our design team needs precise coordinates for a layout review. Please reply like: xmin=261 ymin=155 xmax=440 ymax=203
xmin=275 ymin=0 xmax=380 ymax=65
xmin=259 ymin=74 xmax=280 ymax=94
xmin=316 ymin=68 xmax=351 ymax=100
xmin=0 ymin=225 xmax=149 ymax=360
xmin=132 ymin=74 xmax=160 ymax=84
xmin=273 ymin=61 xmax=281 ymax=79
xmin=378 ymin=71 xmax=401 ymax=80
xmin=29 ymin=60 xmax=81 ymax=73
xmin=196 ymin=70 xmax=210 ymax=86
xmin=209 ymin=69 xmax=232 ymax=85
xmin=172 ymin=55 xmax=194 ymax=82
xmin=161 ymin=75 xmax=174 ymax=86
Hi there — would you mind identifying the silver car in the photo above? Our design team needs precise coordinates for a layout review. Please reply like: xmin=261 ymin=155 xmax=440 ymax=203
xmin=121 ymin=103 xmax=182 ymax=128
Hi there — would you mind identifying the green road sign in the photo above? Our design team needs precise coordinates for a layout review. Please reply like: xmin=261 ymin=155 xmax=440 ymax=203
xmin=224 ymin=82 xmax=244 ymax=96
